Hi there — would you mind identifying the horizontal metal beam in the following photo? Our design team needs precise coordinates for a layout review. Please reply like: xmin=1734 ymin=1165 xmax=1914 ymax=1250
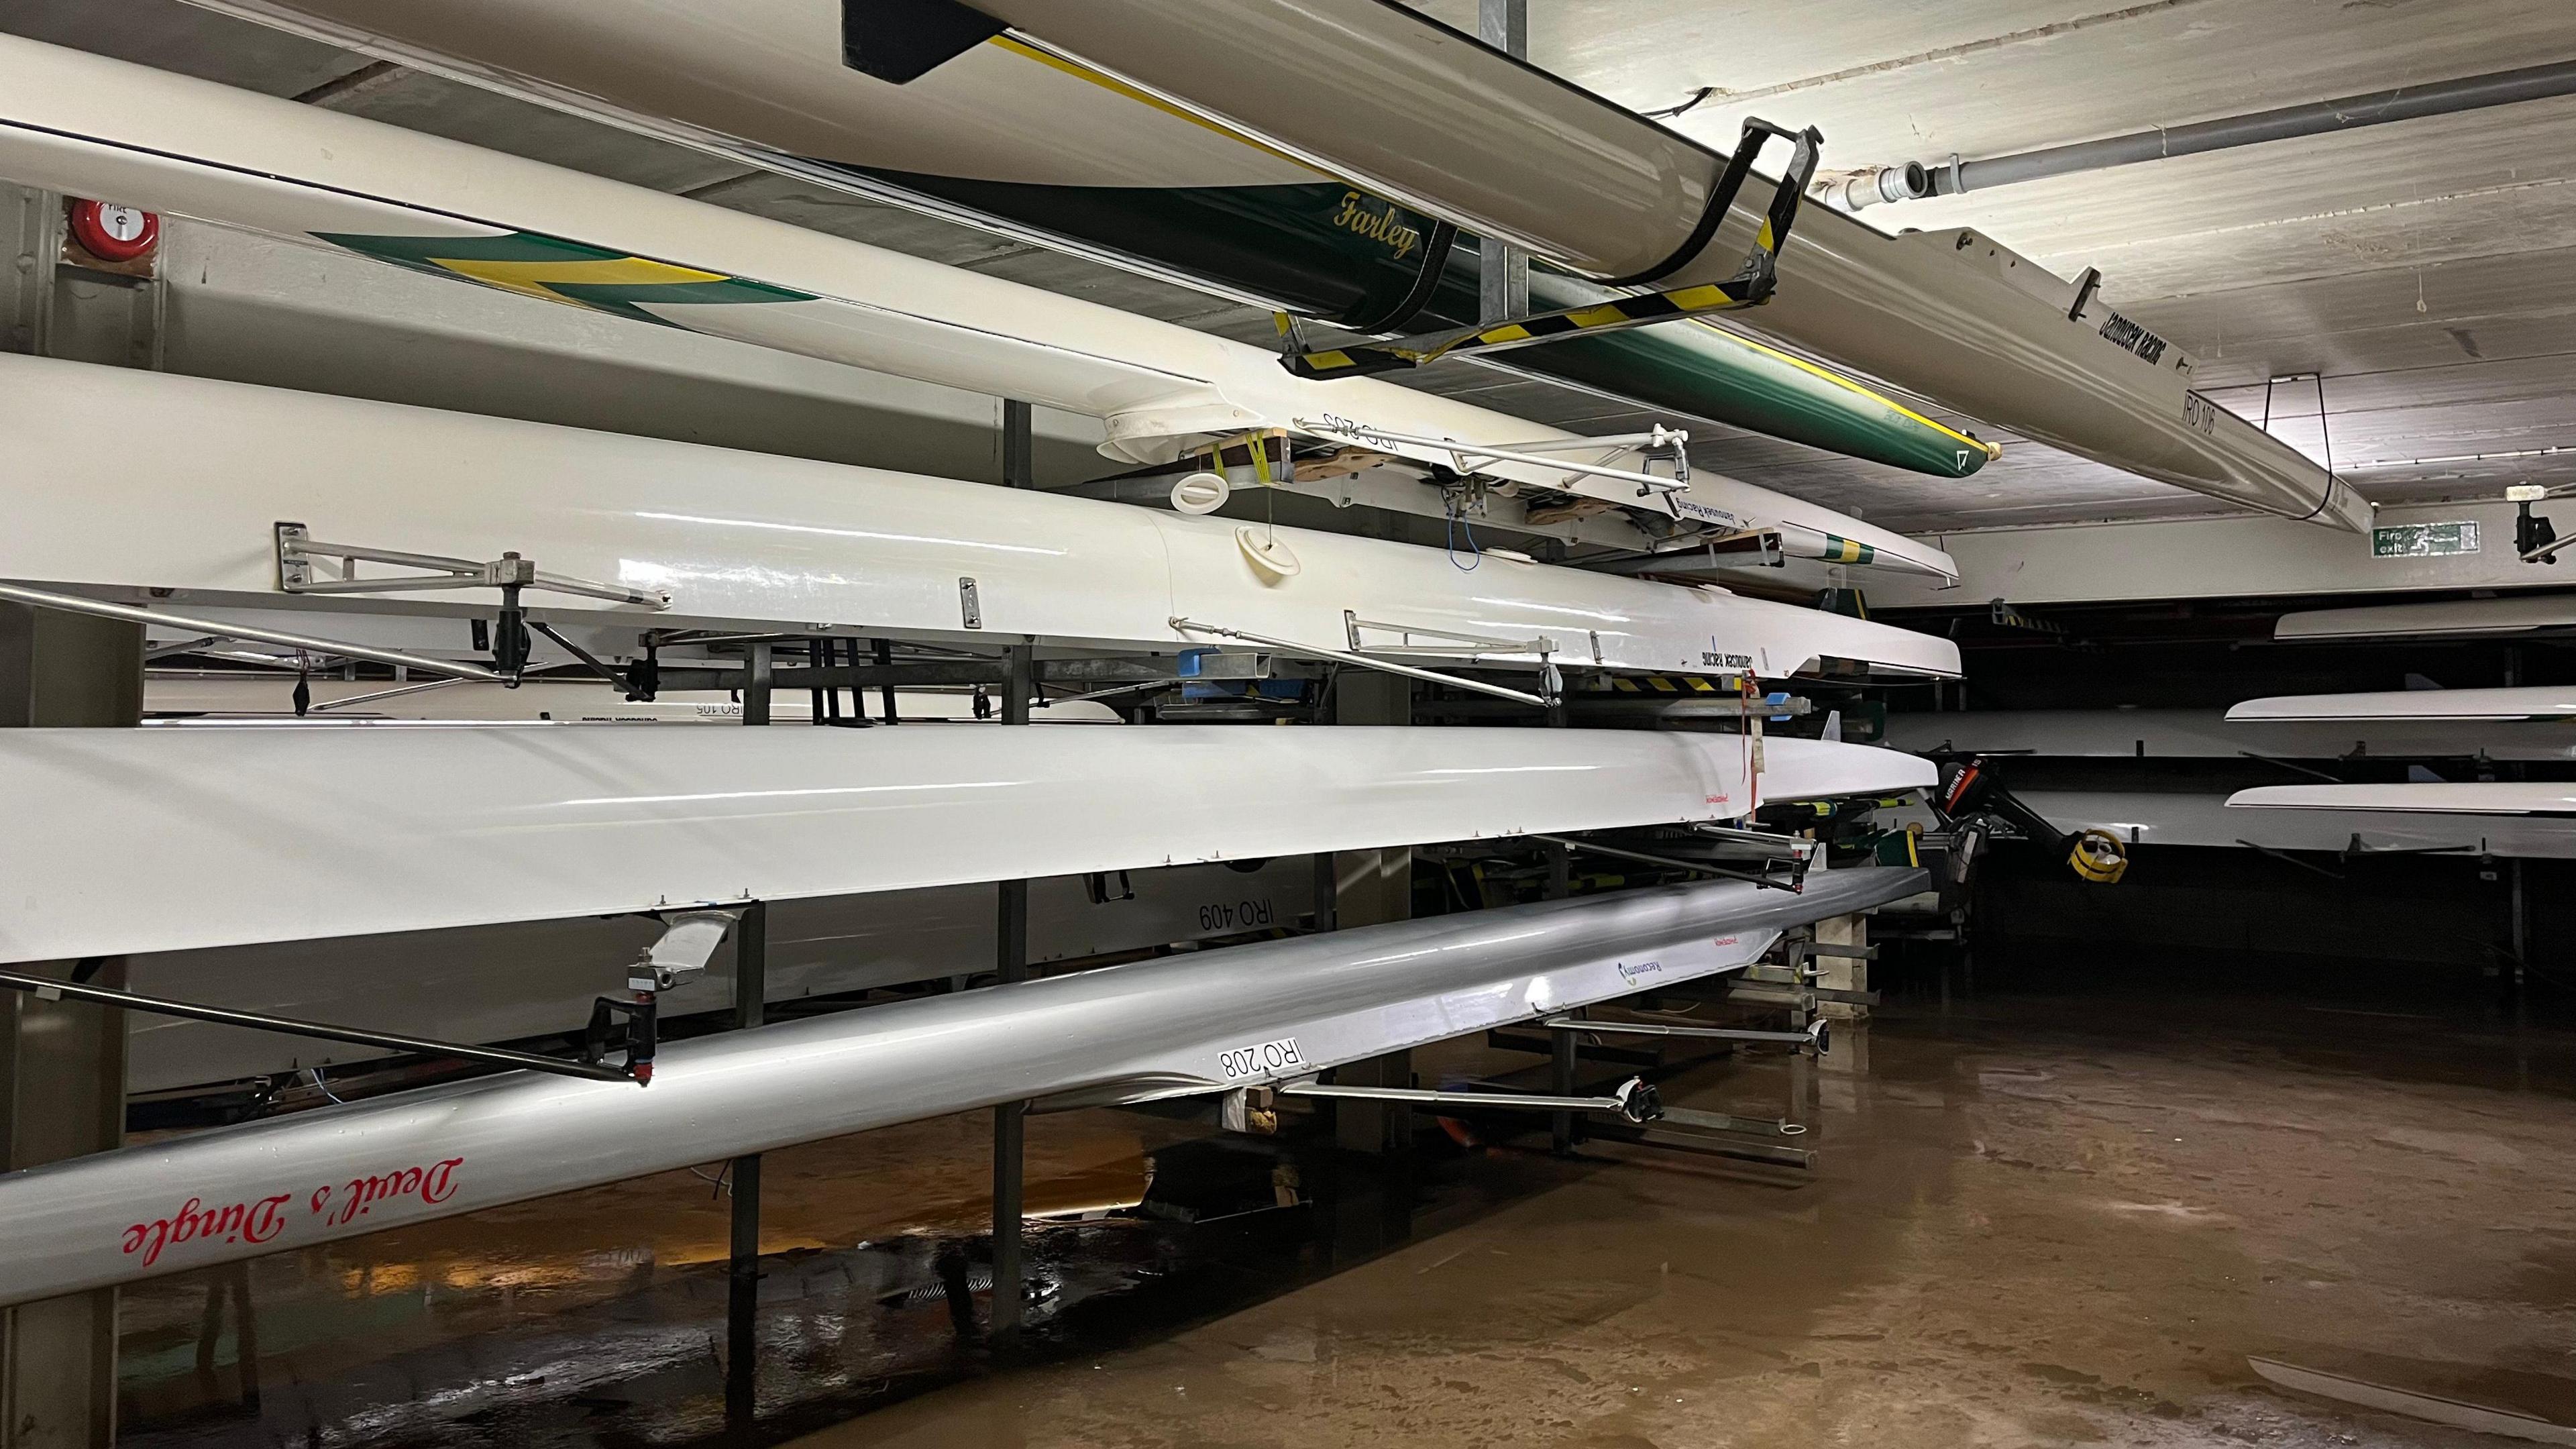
xmin=1585 ymin=1113 xmax=1814 ymax=1167
xmin=1727 ymin=983 xmax=1878 ymax=1008
xmin=1658 ymin=1106 xmax=1807 ymax=1138
xmin=1172 ymin=616 xmax=1550 ymax=706
xmin=1542 ymin=1014 xmax=1827 ymax=1053
xmin=1278 ymin=1077 xmax=1655 ymax=1120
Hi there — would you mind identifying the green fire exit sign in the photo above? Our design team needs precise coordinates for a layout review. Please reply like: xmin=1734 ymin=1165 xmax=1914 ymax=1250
xmin=2372 ymin=521 xmax=2479 ymax=558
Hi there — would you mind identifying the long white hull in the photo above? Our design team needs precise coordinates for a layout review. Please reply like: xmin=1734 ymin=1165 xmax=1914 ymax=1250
xmin=127 ymin=859 xmax=1309 ymax=1093
xmin=0 ymin=33 xmax=1953 ymax=580
xmin=0 ymin=724 xmax=1932 ymax=963
xmin=0 ymin=867 xmax=1923 ymax=1304
xmin=2228 ymin=688 xmax=2576 ymax=724
xmin=2027 ymin=789 xmax=2576 ymax=859
xmin=965 ymin=0 xmax=2366 ymax=531
xmin=2228 ymin=784 xmax=2576 ymax=818
xmin=150 ymin=5 xmax=2002 ymax=488
xmin=0 ymin=356 xmax=1959 ymax=682
xmin=2274 ymin=594 xmax=2576 ymax=641
xmin=1882 ymin=708 xmax=2576 ymax=763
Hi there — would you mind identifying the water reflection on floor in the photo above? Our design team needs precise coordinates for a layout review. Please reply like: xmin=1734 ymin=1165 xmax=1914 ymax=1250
xmin=118 ymin=987 xmax=2576 ymax=1448
xmin=117 ymin=1082 xmax=1566 ymax=1448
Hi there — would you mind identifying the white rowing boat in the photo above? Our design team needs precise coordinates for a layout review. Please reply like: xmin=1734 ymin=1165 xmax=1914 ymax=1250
xmin=2027 ymin=788 xmax=2576 ymax=858
xmin=2229 ymin=688 xmax=2576 ymax=724
xmin=953 ymin=0 xmax=2367 ymax=530
xmin=1882 ymin=707 xmax=2576 ymax=762
xmin=2273 ymin=594 xmax=2576 ymax=641
xmin=0 ymin=867 xmax=1923 ymax=1304
xmin=0 ymin=723 xmax=1932 ymax=963
xmin=0 ymin=32 xmax=1954 ymax=578
xmin=2227 ymin=783 xmax=2576 ymax=818
xmin=0 ymin=355 xmax=1961 ymax=684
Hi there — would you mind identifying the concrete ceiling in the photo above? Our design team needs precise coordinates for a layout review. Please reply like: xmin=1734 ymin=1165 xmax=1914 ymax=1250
xmin=10 ymin=0 xmax=2576 ymax=539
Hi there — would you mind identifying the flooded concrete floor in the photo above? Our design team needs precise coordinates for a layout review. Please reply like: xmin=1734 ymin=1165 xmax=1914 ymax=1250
xmin=818 ymin=994 xmax=2576 ymax=1449
xmin=125 ymin=989 xmax=2576 ymax=1448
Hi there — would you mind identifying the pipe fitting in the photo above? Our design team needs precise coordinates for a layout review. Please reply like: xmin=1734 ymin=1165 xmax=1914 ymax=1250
xmin=1815 ymin=162 xmax=1933 ymax=211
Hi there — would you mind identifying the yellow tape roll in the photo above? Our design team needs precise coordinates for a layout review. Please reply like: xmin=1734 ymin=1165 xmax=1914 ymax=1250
xmin=2068 ymin=829 xmax=2129 ymax=884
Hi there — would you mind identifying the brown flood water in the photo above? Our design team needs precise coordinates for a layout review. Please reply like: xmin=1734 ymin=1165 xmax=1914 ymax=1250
xmin=121 ymin=989 xmax=2576 ymax=1448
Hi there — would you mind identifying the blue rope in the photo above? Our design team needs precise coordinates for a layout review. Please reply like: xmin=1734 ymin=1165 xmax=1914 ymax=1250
xmin=1445 ymin=493 xmax=1483 ymax=572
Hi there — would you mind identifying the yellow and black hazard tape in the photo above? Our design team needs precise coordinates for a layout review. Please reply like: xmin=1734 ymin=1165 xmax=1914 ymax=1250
xmin=1287 ymin=274 xmax=1772 ymax=380
xmin=1601 ymin=675 xmax=1730 ymax=695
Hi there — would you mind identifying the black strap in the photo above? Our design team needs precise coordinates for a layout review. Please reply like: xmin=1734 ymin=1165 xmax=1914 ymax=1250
xmin=1599 ymin=119 xmax=1817 ymax=290
xmin=1337 ymin=218 xmax=1459 ymax=334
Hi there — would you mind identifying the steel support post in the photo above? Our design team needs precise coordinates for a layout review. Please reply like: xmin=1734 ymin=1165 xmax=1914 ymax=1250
xmin=3 ymin=187 xmax=58 ymax=358
xmin=1815 ymin=918 xmax=1873 ymax=1104
xmin=1547 ymin=840 xmax=1578 ymax=1155
xmin=1331 ymin=672 xmax=1416 ymax=1153
xmin=724 ymin=902 xmax=767 ymax=1432
xmin=1477 ymin=0 xmax=1531 ymax=326
xmin=0 ymin=602 xmax=141 ymax=1449
xmin=2511 ymin=859 xmax=2530 ymax=1028
xmin=1002 ymin=398 xmax=1034 ymax=489
xmin=1788 ymin=945 xmax=1818 ymax=1124
xmin=729 ymin=636 xmax=772 ymax=1409
xmin=1542 ymin=608 xmax=1574 ymax=1150
xmin=742 ymin=641 xmax=773 ymax=725
xmin=0 ymin=191 xmax=160 ymax=1449
xmin=872 ymin=637 xmax=900 ymax=724
xmin=989 ymin=644 xmax=1034 ymax=1341
xmin=1814 ymin=915 xmax=1870 ymax=1020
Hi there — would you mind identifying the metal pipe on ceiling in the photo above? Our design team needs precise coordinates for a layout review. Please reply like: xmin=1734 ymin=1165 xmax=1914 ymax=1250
xmin=1832 ymin=58 xmax=2576 ymax=209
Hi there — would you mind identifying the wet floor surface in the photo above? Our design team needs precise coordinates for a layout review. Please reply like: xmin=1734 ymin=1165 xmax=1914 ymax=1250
xmin=123 ymin=989 xmax=2576 ymax=1448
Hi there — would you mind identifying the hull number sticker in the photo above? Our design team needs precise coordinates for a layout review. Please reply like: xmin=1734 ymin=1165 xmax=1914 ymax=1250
xmin=1198 ymin=897 xmax=1276 ymax=932
xmin=1220 ymin=1036 xmax=1306 ymax=1081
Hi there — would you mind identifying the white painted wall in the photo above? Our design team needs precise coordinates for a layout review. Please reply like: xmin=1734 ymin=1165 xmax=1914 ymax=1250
xmin=1876 ymin=498 xmax=2550 ymax=607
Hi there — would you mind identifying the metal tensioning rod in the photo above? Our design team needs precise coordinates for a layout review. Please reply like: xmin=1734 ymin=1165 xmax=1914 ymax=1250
xmin=0 ymin=968 xmax=639 ymax=1084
